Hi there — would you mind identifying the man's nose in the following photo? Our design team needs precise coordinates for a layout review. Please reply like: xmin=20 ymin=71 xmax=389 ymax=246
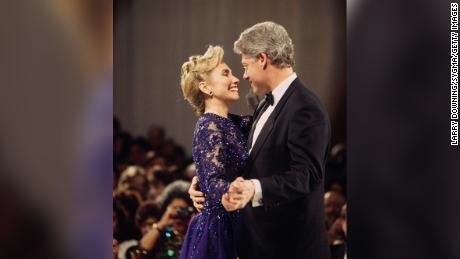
xmin=243 ymin=72 xmax=249 ymax=80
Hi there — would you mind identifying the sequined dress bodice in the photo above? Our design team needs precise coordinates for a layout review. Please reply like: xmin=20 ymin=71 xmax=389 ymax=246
xmin=179 ymin=113 xmax=250 ymax=259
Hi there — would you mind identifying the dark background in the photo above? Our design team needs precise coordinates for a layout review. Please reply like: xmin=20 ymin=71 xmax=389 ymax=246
xmin=348 ymin=0 xmax=460 ymax=258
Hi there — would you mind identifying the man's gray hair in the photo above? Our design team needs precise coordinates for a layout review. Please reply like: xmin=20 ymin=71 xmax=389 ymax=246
xmin=234 ymin=21 xmax=295 ymax=68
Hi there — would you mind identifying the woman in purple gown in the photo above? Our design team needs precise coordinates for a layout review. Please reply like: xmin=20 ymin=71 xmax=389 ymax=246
xmin=178 ymin=46 xmax=250 ymax=259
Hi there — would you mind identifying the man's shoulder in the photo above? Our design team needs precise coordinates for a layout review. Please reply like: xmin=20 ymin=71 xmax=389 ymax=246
xmin=287 ymin=79 xmax=327 ymax=112
xmin=282 ymin=82 xmax=330 ymax=131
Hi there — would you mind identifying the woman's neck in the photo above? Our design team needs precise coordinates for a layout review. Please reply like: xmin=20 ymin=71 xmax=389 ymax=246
xmin=204 ymin=102 xmax=229 ymax=118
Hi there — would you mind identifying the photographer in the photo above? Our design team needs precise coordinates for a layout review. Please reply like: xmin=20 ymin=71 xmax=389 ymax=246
xmin=140 ymin=181 xmax=194 ymax=259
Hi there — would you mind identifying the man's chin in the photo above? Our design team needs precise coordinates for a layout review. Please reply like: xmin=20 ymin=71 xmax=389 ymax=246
xmin=251 ymin=86 xmax=263 ymax=95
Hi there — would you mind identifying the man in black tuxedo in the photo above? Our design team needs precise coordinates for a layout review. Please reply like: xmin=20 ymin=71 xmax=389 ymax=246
xmin=190 ymin=21 xmax=331 ymax=259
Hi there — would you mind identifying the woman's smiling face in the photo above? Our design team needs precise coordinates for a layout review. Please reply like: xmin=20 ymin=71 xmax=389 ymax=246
xmin=206 ymin=62 xmax=240 ymax=103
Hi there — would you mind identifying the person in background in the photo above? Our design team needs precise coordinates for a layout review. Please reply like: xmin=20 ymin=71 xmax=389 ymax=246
xmin=145 ymin=166 xmax=175 ymax=201
xmin=324 ymin=191 xmax=346 ymax=230
xmin=328 ymin=204 xmax=347 ymax=259
xmin=147 ymin=125 xmax=166 ymax=153
xmin=135 ymin=201 xmax=162 ymax=236
xmin=118 ymin=166 xmax=149 ymax=200
xmin=140 ymin=181 xmax=194 ymax=259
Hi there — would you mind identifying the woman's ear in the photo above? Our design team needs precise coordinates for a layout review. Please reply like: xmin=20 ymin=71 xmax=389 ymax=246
xmin=198 ymin=81 xmax=212 ymax=96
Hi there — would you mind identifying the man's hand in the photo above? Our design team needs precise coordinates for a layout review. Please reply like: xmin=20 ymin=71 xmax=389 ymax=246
xmin=222 ymin=192 xmax=240 ymax=211
xmin=188 ymin=176 xmax=205 ymax=212
xmin=222 ymin=177 xmax=255 ymax=211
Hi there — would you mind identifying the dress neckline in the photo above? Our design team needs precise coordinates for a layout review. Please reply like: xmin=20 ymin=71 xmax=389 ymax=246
xmin=203 ymin=112 xmax=231 ymax=121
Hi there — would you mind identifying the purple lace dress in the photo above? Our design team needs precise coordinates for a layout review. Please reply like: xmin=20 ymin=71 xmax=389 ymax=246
xmin=179 ymin=113 xmax=250 ymax=259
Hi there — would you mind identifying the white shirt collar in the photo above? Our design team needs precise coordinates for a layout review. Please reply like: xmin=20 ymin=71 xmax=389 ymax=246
xmin=271 ymin=72 xmax=297 ymax=106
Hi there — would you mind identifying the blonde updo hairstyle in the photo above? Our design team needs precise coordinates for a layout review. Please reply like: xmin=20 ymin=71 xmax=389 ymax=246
xmin=181 ymin=45 xmax=224 ymax=116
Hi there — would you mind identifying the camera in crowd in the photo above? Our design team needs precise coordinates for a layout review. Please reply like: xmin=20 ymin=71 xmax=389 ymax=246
xmin=174 ymin=206 xmax=194 ymax=219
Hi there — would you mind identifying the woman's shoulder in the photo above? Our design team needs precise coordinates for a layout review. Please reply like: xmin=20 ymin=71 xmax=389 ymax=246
xmin=192 ymin=114 xmax=229 ymax=146
xmin=194 ymin=113 xmax=227 ymax=133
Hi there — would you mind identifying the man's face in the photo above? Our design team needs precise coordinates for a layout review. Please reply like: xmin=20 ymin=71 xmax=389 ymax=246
xmin=241 ymin=54 xmax=269 ymax=95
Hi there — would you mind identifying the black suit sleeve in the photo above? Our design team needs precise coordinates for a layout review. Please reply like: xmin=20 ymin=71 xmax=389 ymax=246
xmin=258 ymin=104 xmax=330 ymax=207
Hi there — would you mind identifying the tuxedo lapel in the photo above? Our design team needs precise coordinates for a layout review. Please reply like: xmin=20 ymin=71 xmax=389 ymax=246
xmin=247 ymin=79 xmax=300 ymax=164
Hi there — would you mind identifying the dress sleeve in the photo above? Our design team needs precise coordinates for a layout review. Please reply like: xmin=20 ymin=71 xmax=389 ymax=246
xmin=195 ymin=120 xmax=229 ymax=203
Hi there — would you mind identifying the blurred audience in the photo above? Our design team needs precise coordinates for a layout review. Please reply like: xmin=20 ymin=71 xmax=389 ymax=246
xmin=135 ymin=202 xmax=162 ymax=236
xmin=147 ymin=125 xmax=166 ymax=154
xmin=324 ymin=143 xmax=347 ymax=258
xmin=118 ymin=166 xmax=149 ymax=199
xmin=129 ymin=138 xmax=151 ymax=167
xmin=326 ymin=143 xmax=347 ymax=195
xmin=146 ymin=166 xmax=175 ymax=201
xmin=183 ymin=163 xmax=196 ymax=182
xmin=325 ymin=191 xmax=346 ymax=229
xmin=328 ymin=204 xmax=347 ymax=259
xmin=113 ymin=118 xmax=196 ymax=259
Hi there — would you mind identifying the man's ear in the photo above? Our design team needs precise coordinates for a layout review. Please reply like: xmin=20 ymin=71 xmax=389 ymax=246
xmin=258 ymin=53 xmax=269 ymax=69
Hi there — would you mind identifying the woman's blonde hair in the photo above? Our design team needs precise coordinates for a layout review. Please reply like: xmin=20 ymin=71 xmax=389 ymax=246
xmin=180 ymin=45 xmax=224 ymax=116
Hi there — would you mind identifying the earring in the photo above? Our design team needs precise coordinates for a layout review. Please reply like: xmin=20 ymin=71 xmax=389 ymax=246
xmin=209 ymin=91 xmax=213 ymax=97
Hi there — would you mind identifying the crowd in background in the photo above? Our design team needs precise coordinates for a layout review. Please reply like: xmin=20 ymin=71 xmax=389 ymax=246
xmin=113 ymin=117 xmax=347 ymax=259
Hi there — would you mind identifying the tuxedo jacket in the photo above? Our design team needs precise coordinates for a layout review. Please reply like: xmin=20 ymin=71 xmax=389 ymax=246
xmin=239 ymin=78 xmax=331 ymax=259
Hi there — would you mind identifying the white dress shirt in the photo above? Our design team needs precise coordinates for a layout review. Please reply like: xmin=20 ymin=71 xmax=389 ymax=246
xmin=250 ymin=72 xmax=297 ymax=207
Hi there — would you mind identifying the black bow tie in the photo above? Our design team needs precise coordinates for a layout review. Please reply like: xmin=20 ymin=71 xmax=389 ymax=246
xmin=265 ymin=92 xmax=274 ymax=106
xmin=248 ymin=92 xmax=274 ymax=149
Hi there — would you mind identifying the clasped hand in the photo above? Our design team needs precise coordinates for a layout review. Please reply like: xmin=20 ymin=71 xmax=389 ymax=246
xmin=222 ymin=177 xmax=255 ymax=211
xmin=188 ymin=176 xmax=255 ymax=212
